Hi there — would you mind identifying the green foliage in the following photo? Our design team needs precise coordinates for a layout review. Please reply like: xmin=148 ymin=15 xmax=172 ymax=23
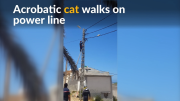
xmin=78 ymin=89 xmax=83 ymax=97
xmin=113 ymin=96 xmax=117 ymax=101
xmin=72 ymin=91 xmax=76 ymax=93
xmin=92 ymin=95 xmax=103 ymax=101
xmin=113 ymin=82 xmax=117 ymax=86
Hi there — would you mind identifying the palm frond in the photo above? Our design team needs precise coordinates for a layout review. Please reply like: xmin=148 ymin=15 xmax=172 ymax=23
xmin=63 ymin=46 xmax=79 ymax=76
xmin=53 ymin=0 xmax=79 ymax=77
xmin=0 ymin=14 xmax=47 ymax=101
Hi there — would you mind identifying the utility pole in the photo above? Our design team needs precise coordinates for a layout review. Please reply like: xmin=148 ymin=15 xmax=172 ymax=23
xmin=80 ymin=28 xmax=86 ymax=100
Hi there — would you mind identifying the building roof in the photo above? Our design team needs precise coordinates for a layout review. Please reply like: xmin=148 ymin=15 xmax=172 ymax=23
xmin=63 ymin=70 xmax=72 ymax=76
xmin=79 ymin=66 xmax=110 ymax=76
xmin=85 ymin=75 xmax=111 ymax=77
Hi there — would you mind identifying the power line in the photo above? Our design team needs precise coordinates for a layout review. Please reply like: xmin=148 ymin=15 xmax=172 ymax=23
xmin=41 ymin=30 xmax=57 ymax=77
xmin=64 ymin=30 xmax=116 ymax=44
xmin=86 ymin=22 xmax=117 ymax=35
xmin=65 ymin=16 xmax=116 ymax=44
xmin=87 ymin=30 xmax=117 ymax=39
xmin=86 ymin=13 xmax=114 ymax=30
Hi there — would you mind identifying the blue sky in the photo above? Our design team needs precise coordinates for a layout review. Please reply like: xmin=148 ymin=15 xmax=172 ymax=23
xmin=117 ymin=26 xmax=180 ymax=101
xmin=117 ymin=0 xmax=180 ymax=100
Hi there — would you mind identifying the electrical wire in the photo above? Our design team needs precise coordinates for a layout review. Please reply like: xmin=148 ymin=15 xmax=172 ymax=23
xmin=64 ymin=30 xmax=116 ymax=44
xmin=41 ymin=29 xmax=58 ymax=77
xmin=86 ymin=13 xmax=114 ymax=30
xmin=86 ymin=22 xmax=117 ymax=35
xmin=87 ymin=30 xmax=117 ymax=39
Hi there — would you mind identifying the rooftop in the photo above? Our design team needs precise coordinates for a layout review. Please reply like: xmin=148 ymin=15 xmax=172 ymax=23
xmin=79 ymin=66 xmax=110 ymax=76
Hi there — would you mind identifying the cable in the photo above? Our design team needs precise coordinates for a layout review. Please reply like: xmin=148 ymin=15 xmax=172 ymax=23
xmin=64 ymin=30 xmax=116 ymax=44
xmin=65 ymin=17 xmax=116 ymax=44
xmin=87 ymin=30 xmax=117 ymax=39
xmin=41 ymin=29 xmax=57 ymax=77
xmin=76 ymin=51 xmax=82 ymax=66
xmin=86 ymin=13 xmax=114 ymax=30
xmin=86 ymin=22 xmax=117 ymax=35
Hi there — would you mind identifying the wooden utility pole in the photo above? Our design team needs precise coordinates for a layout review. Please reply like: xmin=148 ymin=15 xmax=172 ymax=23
xmin=3 ymin=55 xmax=11 ymax=101
xmin=80 ymin=28 xmax=86 ymax=100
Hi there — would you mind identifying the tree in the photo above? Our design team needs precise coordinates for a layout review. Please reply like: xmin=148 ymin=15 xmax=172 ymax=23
xmin=0 ymin=13 xmax=47 ymax=101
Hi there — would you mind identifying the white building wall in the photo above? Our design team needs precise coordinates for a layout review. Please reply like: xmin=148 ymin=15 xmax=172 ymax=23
xmin=86 ymin=76 xmax=113 ymax=101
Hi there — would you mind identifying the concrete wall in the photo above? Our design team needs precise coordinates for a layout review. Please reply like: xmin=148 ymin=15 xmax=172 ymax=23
xmin=86 ymin=76 xmax=113 ymax=101
xmin=112 ymin=84 xmax=117 ymax=98
xmin=68 ymin=77 xmax=78 ymax=91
